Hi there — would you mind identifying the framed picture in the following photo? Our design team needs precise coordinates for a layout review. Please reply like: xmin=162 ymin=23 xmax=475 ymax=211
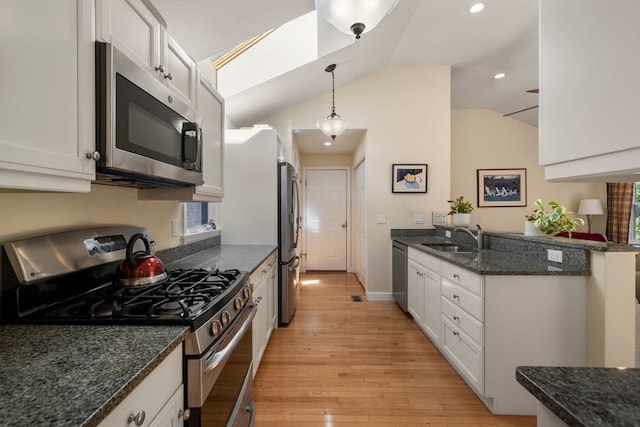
xmin=477 ymin=168 xmax=527 ymax=207
xmin=392 ymin=164 xmax=428 ymax=193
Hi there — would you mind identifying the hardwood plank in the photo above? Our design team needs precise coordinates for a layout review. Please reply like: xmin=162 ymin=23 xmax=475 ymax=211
xmin=253 ymin=272 xmax=536 ymax=426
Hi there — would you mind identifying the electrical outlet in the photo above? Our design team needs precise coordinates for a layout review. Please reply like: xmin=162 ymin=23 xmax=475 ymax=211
xmin=445 ymin=230 xmax=451 ymax=238
xmin=172 ymin=219 xmax=180 ymax=237
xmin=432 ymin=211 xmax=446 ymax=225
xmin=376 ymin=214 xmax=387 ymax=224
xmin=547 ymin=249 xmax=563 ymax=263
xmin=414 ymin=214 xmax=425 ymax=224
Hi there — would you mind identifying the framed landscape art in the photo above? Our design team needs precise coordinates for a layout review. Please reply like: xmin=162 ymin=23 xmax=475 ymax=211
xmin=477 ymin=168 xmax=526 ymax=207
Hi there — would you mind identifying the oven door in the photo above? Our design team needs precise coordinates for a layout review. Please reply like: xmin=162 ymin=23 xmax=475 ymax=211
xmin=187 ymin=302 xmax=257 ymax=427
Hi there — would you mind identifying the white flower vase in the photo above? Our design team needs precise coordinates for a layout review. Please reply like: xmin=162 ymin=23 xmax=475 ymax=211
xmin=452 ymin=213 xmax=471 ymax=227
xmin=524 ymin=221 xmax=545 ymax=236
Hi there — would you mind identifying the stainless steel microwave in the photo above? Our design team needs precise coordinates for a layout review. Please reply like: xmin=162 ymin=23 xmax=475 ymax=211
xmin=95 ymin=42 xmax=203 ymax=188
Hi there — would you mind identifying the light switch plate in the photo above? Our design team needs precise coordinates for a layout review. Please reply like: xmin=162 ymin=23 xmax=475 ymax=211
xmin=548 ymin=249 xmax=563 ymax=263
xmin=414 ymin=214 xmax=425 ymax=224
xmin=432 ymin=211 xmax=446 ymax=225
xmin=376 ymin=214 xmax=387 ymax=224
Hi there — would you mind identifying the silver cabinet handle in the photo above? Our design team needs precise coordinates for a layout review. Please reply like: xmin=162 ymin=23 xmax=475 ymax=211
xmin=128 ymin=411 xmax=145 ymax=426
xmin=155 ymin=65 xmax=165 ymax=73
xmin=453 ymin=331 xmax=460 ymax=337
xmin=453 ymin=294 xmax=459 ymax=300
xmin=453 ymin=273 xmax=460 ymax=279
xmin=453 ymin=316 xmax=459 ymax=321
xmin=179 ymin=408 xmax=191 ymax=420
xmin=164 ymin=72 xmax=173 ymax=80
xmin=85 ymin=151 xmax=100 ymax=161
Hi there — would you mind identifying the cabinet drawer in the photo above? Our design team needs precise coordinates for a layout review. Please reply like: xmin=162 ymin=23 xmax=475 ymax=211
xmin=441 ymin=317 xmax=483 ymax=393
xmin=408 ymin=247 xmax=441 ymax=274
xmin=441 ymin=297 xmax=483 ymax=345
xmin=99 ymin=345 xmax=183 ymax=427
xmin=441 ymin=262 xmax=482 ymax=296
xmin=441 ymin=280 xmax=483 ymax=321
xmin=250 ymin=252 xmax=277 ymax=287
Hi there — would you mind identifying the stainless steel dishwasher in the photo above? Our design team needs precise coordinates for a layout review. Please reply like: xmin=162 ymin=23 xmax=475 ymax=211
xmin=392 ymin=240 xmax=408 ymax=311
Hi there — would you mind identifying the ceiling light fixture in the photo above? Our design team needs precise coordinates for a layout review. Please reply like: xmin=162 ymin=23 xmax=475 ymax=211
xmin=316 ymin=64 xmax=349 ymax=141
xmin=315 ymin=0 xmax=399 ymax=39
xmin=494 ymin=73 xmax=506 ymax=79
xmin=469 ymin=2 xmax=485 ymax=14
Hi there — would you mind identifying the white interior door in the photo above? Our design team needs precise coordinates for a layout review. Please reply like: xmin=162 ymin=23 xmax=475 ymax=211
xmin=305 ymin=168 xmax=348 ymax=271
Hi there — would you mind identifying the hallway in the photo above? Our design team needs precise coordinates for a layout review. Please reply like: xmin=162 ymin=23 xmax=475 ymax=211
xmin=253 ymin=272 xmax=536 ymax=426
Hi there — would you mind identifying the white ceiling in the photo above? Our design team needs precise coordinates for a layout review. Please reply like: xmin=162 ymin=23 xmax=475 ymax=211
xmin=152 ymin=0 xmax=539 ymax=153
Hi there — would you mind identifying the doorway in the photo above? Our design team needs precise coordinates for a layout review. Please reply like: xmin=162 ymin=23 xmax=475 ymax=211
xmin=304 ymin=167 xmax=349 ymax=271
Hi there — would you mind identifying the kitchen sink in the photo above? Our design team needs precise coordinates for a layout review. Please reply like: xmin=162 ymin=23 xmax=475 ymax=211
xmin=421 ymin=243 xmax=477 ymax=253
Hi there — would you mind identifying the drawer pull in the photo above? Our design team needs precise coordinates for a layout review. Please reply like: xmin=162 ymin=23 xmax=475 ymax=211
xmin=128 ymin=411 xmax=146 ymax=426
xmin=453 ymin=331 xmax=460 ymax=337
xmin=453 ymin=273 xmax=460 ymax=279
xmin=179 ymin=409 xmax=191 ymax=420
xmin=453 ymin=315 xmax=459 ymax=321
xmin=453 ymin=294 xmax=460 ymax=300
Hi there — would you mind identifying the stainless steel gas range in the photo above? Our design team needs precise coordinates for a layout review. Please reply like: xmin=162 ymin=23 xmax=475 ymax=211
xmin=0 ymin=226 xmax=255 ymax=427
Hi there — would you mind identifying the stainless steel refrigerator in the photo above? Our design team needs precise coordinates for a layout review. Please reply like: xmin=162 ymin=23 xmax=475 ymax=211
xmin=278 ymin=161 xmax=300 ymax=325
xmin=223 ymin=128 xmax=299 ymax=325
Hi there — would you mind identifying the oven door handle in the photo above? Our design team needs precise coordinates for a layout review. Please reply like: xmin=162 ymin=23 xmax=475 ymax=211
xmin=204 ymin=303 xmax=257 ymax=377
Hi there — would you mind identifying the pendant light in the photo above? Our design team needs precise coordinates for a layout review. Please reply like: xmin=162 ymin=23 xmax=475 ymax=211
xmin=316 ymin=64 xmax=349 ymax=141
xmin=315 ymin=0 xmax=399 ymax=39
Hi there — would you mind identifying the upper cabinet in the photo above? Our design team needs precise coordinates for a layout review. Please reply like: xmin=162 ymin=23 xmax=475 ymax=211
xmin=0 ymin=0 xmax=96 ymax=192
xmin=96 ymin=0 xmax=196 ymax=106
xmin=539 ymin=1 xmax=640 ymax=181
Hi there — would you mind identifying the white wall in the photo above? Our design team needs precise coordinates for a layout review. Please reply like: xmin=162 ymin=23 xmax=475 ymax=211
xmin=262 ymin=66 xmax=452 ymax=295
xmin=452 ymin=109 xmax=606 ymax=233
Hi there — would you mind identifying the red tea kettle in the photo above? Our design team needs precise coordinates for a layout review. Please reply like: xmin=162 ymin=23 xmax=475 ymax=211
xmin=116 ymin=233 xmax=167 ymax=287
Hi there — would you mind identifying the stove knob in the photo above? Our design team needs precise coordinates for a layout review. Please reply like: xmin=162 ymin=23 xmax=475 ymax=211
xmin=234 ymin=297 xmax=243 ymax=310
xmin=210 ymin=320 xmax=222 ymax=337
xmin=221 ymin=311 xmax=230 ymax=327
xmin=243 ymin=286 xmax=251 ymax=299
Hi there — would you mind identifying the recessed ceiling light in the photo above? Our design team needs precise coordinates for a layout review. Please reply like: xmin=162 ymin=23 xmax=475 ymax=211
xmin=494 ymin=73 xmax=506 ymax=79
xmin=323 ymin=141 xmax=333 ymax=146
xmin=469 ymin=2 xmax=485 ymax=13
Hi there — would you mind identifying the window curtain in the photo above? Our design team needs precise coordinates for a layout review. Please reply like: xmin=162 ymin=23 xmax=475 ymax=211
xmin=605 ymin=182 xmax=633 ymax=243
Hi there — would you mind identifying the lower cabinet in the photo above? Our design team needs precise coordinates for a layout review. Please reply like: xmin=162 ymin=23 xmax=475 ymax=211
xmin=251 ymin=250 xmax=278 ymax=377
xmin=98 ymin=345 xmax=184 ymax=427
xmin=407 ymin=247 xmax=587 ymax=416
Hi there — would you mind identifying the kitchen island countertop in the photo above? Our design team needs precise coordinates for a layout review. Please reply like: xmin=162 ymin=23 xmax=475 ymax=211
xmin=516 ymin=366 xmax=640 ymax=427
xmin=0 ymin=243 xmax=276 ymax=427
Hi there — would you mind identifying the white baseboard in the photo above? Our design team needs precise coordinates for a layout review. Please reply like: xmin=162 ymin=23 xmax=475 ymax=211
xmin=365 ymin=291 xmax=393 ymax=302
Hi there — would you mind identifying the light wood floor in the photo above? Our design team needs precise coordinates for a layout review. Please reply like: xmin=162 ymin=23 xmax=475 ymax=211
xmin=253 ymin=272 xmax=536 ymax=426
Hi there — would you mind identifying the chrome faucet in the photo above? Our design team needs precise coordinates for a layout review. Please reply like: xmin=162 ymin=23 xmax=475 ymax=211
xmin=453 ymin=224 xmax=483 ymax=250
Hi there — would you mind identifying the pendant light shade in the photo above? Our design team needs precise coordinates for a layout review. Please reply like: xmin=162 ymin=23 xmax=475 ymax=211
xmin=315 ymin=0 xmax=399 ymax=39
xmin=316 ymin=64 xmax=349 ymax=141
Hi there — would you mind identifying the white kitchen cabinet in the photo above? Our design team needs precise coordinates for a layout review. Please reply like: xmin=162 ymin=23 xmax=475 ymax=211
xmin=406 ymin=246 xmax=587 ymax=416
xmin=251 ymin=250 xmax=277 ymax=377
xmin=539 ymin=1 xmax=640 ymax=181
xmin=96 ymin=0 xmax=196 ymax=106
xmin=0 ymin=0 xmax=96 ymax=192
xmin=139 ymin=72 xmax=225 ymax=202
xmin=407 ymin=248 xmax=441 ymax=346
xmin=99 ymin=344 xmax=184 ymax=427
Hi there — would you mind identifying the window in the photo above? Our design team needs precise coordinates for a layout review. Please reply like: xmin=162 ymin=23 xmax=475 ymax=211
xmin=184 ymin=202 xmax=218 ymax=236
xmin=630 ymin=182 xmax=640 ymax=244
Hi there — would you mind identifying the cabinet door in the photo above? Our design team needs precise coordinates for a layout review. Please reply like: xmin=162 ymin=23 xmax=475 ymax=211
xmin=442 ymin=317 xmax=483 ymax=394
xmin=97 ymin=0 xmax=162 ymax=77
xmin=252 ymin=277 xmax=266 ymax=378
xmin=163 ymin=33 xmax=197 ymax=106
xmin=195 ymin=74 xmax=224 ymax=199
xmin=0 ymin=0 xmax=95 ymax=192
xmin=422 ymin=267 xmax=441 ymax=345
xmin=407 ymin=260 xmax=425 ymax=325
xmin=148 ymin=384 xmax=184 ymax=427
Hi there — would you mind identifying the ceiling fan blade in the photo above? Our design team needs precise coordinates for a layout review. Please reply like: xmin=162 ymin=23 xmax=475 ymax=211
xmin=502 ymin=105 xmax=539 ymax=117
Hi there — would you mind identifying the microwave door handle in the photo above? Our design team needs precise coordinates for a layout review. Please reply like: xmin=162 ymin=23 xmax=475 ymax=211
xmin=181 ymin=122 xmax=199 ymax=165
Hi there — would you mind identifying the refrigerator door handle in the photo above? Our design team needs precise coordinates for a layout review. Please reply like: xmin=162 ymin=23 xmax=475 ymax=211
xmin=288 ymin=256 xmax=300 ymax=271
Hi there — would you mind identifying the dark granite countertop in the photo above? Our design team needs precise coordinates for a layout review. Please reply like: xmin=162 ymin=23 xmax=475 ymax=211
xmin=516 ymin=366 xmax=640 ymax=427
xmin=394 ymin=235 xmax=589 ymax=276
xmin=0 ymin=243 xmax=276 ymax=427
xmin=0 ymin=324 xmax=188 ymax=427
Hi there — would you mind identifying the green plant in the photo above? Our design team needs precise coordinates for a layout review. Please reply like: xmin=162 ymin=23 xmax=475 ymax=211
xmin=525 ymin=199 xmax=585 ymax=235
xmin=447 ymin=196 xmax=474 ymax=215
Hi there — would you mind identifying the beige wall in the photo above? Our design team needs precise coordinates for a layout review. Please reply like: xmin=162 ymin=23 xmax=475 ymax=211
xmin=452 ymin=109 xmax=606 ymax=234
xmin=299 ymin=153 xmax=352 ymax=167
xmin=0 ymin=185 xmax=182 ymax=250
xmin=262 ymin=66 xmax=452 ymax=295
